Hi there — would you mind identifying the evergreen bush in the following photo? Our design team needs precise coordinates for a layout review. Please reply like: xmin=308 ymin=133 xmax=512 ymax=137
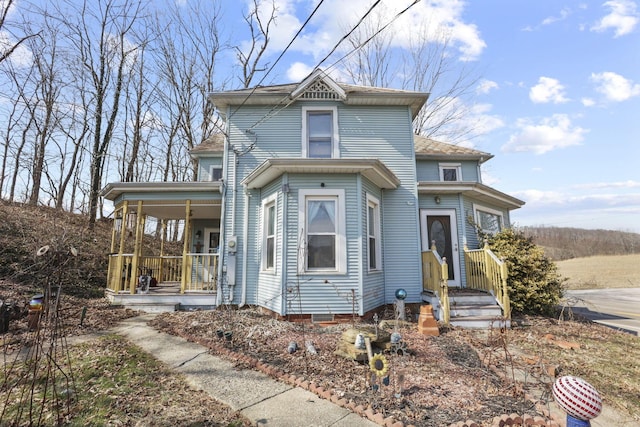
xmin=487 ymin=228 xmax=566 ymax=316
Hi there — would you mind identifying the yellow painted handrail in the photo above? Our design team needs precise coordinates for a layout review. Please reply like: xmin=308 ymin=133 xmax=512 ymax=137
xmin=463 ymin=243 xmax=511 ymax=319
xmin=421 ymin=244 xmax=450 ymax=324
xmin=106 ymin=254 xmax=218 ymax=293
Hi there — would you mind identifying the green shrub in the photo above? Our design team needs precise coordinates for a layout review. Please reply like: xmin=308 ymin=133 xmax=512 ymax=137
xmin=487 ymin=228 xmax=565 ymax=316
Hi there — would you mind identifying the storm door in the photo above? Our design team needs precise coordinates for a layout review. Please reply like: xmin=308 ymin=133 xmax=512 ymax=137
xmin=420 ymin=209 xmax=461 ymax=287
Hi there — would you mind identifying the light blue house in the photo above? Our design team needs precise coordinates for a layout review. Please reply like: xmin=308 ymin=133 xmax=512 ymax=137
xmin=102 ymin=69 xmax=524 ymax=325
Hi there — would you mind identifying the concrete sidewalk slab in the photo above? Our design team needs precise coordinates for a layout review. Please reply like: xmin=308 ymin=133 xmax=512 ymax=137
xmin=110 ymin=314 xmax=377 ymax=427
xmin=242 ymin=387 xmax=376 ymax=427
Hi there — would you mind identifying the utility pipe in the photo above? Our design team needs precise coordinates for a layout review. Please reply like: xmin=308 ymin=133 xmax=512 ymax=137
xmin=240 ymin=187 xmax=249 ymax=306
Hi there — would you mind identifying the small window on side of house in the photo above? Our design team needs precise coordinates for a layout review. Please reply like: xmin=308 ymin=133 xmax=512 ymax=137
xmin=439 ymin=163 xmax=462 ymax=182
xmin=367 ymin=194 xmax=381 ymax=271
xmin=210 ymin=166 xmax=222 ymax=181
xmin=262 ymin=196 xmax=277 ymax=271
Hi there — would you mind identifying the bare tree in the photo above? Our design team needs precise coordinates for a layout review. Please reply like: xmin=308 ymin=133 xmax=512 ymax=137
xmin=0 ymin=0 xmax=39 ymax=65
xmin=57 ymin=0 xmax=145 ymax=227
xmin=235 ymin=0 xmax=277 ymax=88
xmin=154 ymin=0 xmax=226 ymax=180
xmin=24 ymin=19 xmax=65 ymax=206
xmin=341 ymin=19 xmax=481 ymax=144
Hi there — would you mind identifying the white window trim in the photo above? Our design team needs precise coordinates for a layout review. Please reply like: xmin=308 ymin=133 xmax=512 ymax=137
xmin=439 ymin=163 xmax=462 ymax=182
xmin=473 ymin=203 xmax=504 ymax=235
xmin=298 ymin=188 xmax=346 ymax=274
xmin=301 ymin=106 xmax=339 ymax=159
xmin=261 ymin=194 xmax=278 ymax=272
xmin=209 ymin=165 xmax=222 ymax=181
xmin=366 ymin=194 xmax=382 ymax=272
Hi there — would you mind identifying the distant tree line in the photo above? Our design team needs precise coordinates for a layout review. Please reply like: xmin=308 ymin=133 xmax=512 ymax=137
xmin=520 ymin=226 xmax=640 ymax=260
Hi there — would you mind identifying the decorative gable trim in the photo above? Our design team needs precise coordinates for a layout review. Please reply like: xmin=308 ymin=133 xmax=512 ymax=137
xmin=291 ymin=68 xmax=346 ymax=101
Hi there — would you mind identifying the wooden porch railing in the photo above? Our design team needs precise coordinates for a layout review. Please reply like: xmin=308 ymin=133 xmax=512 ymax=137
xmin=463 ymin=243 xmax=511 ymax=319
xmin=421 ymin=244 xmax=450 ymax=324
xmin=107 ymin=254 xmax=218 ymax=294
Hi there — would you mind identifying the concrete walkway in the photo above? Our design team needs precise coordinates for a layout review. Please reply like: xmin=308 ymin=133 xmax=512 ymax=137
xmin=109 ymin=315 xmax=377 ymax=427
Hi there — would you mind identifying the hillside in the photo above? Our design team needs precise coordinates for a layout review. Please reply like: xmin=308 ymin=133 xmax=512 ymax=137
xmin=0 ymin=201 xmax=114 ymax=297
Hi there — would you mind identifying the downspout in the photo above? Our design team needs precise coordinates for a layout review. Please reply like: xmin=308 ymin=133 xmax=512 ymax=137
xmin=240 ymin=186 xmax=249 ymax=306
xmin=216 ymin=178 xmax=227 ymax=306
xmin=216 ymin=112 xmax=231 ymax=306
xmin=227 ymin=150 xmax=238 ymax=302
xmin=356 ymin=175 xmax=363 ymax=316
xmin=281 ymin=174 xmax=289 ymax=315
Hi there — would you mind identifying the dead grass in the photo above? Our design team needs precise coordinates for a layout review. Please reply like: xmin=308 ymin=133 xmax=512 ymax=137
xmin=507 ymin=316 xmax=640 ymax=420
xmin=556 ymin=254 xmax=640 ymax=289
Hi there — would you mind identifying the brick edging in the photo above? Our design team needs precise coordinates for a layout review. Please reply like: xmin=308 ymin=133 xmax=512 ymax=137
xmin=170 ymin=328 xmax=560 ymax=427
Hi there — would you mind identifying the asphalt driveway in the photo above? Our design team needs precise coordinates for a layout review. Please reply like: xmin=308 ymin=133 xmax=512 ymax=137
xmin=563 ymin=288 xmax=640 ymax=336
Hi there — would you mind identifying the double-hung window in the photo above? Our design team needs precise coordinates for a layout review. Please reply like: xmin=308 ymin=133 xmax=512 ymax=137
xmin=262 ymin=195 xmax=277 ymax=271
xmin=299 ymin=189 xmax=346 ymax=273
xmin=367 ymin=195 xmax=381 ymax=271
xmin=473 ymin=204 xmax=504 ymax=235
xmin=302 ymin=106 xmax=339 ymax=158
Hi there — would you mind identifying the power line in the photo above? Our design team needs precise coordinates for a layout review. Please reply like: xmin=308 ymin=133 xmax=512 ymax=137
xmin=325 ymin=0 xmax=421 ymax=74
xmin=313 ymin=0 xmax=383 ymax=71
xmin=227 ymin=0 xmax=326 ymax=121
xmin=243 ymin=0 xmax=385 ymax=131
xmin=244 ymin=0 xmax=421 ymax=131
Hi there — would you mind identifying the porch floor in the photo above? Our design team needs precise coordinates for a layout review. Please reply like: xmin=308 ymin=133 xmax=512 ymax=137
xmin=107 ymin=281 xmax=217 ymax=312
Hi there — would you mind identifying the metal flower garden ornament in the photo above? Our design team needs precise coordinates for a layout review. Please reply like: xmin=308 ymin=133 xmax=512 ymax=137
xmin=369 ymin=353 xmax=389 ymax=377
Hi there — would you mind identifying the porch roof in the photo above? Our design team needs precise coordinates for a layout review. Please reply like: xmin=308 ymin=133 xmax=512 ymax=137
xmin=241 ymin=158 xmax=401 ymax=189
xmin=100 ymin=181 xmax=222 ymax=219
xmin=417 ymin=181 xmax=525 ymax=210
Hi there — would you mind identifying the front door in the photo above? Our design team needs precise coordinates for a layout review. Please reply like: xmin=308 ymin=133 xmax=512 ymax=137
xmin=420 ymin=209 xmax=461 ymax=287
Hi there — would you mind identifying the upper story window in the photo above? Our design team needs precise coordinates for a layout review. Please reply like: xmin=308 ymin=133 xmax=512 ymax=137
xmin=209 ymin=165 xmax=222 ymax=181
xmin=439 ymin=163 xmax=462 ymax=182
xmin=473 ymin=204 xmax=504 ymax=235
xmin=298 ymin=189 xmax=346 ymax=274
xmin=302 ymin=106 xmax=339 ymax=158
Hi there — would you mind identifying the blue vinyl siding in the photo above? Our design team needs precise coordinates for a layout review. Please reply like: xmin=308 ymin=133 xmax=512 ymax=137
xmin=254 ymin=181 xmax=283 ymax=313
xmin=285 ymin=174 xmax=361 ymax=315
xmin=362 ymin=178 xmax=385 ymax=313
xmin=339 ymin=105 xmax=422 ymax=304
xmin=416 ymin=159 xmax=480 ymax=182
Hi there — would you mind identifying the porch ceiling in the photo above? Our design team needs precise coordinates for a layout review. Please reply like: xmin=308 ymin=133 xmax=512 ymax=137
xmin=417 ymin=181 xmax=525 ymax=210
xmin=241 ymin=158 xmax=401 ymax=189
xmin=100 ymin=181 xmax=222 ymax=219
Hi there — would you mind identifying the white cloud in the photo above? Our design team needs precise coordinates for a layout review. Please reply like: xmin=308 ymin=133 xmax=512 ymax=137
xmin=581 ymin=97 xmax=596 ymax=107
xmin=590 ymin=71 xmax=640 ymax=101
xmin=591 ymin=0 xmax=639 ymax=37
xmin=286 ymin=62 xmax=313 ymax=81
xmin=252 ymin=0 xmax=486 ymax=67
xmin=573 ymin=180 xmax=640 ymax=189
xmin=541 ymin=7 xmax=571 ymax=26
xmin=476 ymin=79 xmax=498 ymax=95
xmin=502 ymin=114 xmax=587 ymax=154
xmin=529 ymin=77 xmax=569 ymax=104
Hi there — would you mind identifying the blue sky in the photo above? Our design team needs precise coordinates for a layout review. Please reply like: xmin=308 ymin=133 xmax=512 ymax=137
xmin=3 ymin=0 xmax=639 ymax=232
xmin=222 ymin=0 xmax=640 ymax=233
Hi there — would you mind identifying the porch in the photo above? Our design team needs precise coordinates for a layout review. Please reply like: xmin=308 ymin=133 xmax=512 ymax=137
xmin=421 ymin=242 xmax=511 ymax=328
xmin=100 ymin=180 xmax=223 ymax=312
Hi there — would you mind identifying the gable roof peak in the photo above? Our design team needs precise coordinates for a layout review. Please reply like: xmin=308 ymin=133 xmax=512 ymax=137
xmin=290 ymin=68 xmax=346 ymax=101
